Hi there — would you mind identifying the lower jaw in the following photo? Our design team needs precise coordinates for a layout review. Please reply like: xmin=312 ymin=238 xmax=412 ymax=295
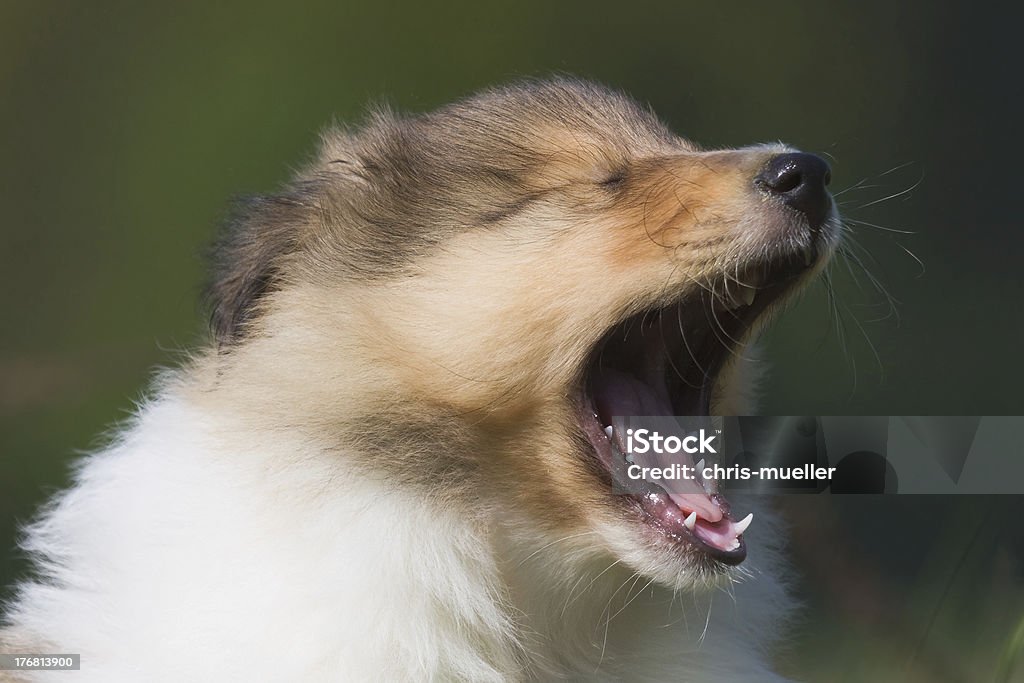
xmin=629 ymin=488 xmax=747 ymax=565
xmin=571 ymin=254 xmax=823 ymax=567
xmin=578 ymin=401 xmax=748 ymax=566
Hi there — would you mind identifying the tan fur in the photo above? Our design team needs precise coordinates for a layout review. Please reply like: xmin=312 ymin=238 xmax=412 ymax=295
xmin=179 ymin=84 xmax=833 ymax=564
xmin=3 ymin=80 xmax=836 ymax=680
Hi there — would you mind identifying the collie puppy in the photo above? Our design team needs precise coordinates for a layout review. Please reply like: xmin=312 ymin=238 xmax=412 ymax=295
xmin=1 ymin=79 xmax=838 ymax=682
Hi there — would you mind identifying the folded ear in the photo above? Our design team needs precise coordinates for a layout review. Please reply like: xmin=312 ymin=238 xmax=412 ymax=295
xmin=207 ymin=192 xmax=308 ymax=343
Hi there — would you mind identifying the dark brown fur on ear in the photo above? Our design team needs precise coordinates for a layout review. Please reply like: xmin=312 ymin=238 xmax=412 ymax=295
xmin=207 ymin=189 xmax=314 ymax=343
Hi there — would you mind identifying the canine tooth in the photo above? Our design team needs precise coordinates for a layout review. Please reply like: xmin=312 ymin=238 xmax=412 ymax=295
xmin=695 ymin=459 xmax=705 ymax=475
xmin=739 ymin=285 xmax=755 ymax=306
xmin=625 ymin=453 xmax=634 ymax=464
xmin=734 ymin=513 xmax=753 ymax=535
xmin=604 ymin=425 xmax=613 ymax=439
xmin=683 ymin=511 xmax=697 ymax=531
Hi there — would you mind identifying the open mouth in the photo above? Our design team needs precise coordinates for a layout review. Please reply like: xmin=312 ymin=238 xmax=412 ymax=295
xmin=578 ymin=250 xmax=816 ymax=566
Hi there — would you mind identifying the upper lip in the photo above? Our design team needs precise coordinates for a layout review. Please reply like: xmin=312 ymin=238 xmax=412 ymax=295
xmin=576 ymin=249 xmax=817 ymax=564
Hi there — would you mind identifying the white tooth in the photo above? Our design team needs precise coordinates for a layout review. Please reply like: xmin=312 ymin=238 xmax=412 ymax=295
xmin=625 ymin=453 xmax=634 ymax=464
xmin=739 ymin=285 xmax=756 ymax=306
xmin=727 ymin=539 xmax=740 ymax=551
xmin=683 ymin=511 xmax=697 ymax=531
xmin=604 ymin=425 xmax=613 ymax=439
xmin=734 ymin=513 xmax=753 ymax=535
xmin=695 ymin=459 xmax=705 ymax=476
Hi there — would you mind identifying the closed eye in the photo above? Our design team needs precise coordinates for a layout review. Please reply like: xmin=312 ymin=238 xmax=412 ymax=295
xmin=600 ymin=169 xmax=627 ymax=189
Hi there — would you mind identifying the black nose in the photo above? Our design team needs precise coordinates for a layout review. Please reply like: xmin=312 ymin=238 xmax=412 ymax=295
xmin=755 ymin=152 xmax=833 ymax=230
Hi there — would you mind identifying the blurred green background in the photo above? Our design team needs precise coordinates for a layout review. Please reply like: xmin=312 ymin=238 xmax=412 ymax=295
xmin=2 ymin=2 xmax=1022 ymax=681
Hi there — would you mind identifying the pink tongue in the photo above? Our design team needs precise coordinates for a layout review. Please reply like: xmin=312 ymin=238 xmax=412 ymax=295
xmin=668 ymin=492 xmax=723 ymax=523
xmin=591 ymin=369 xmax=724 ymax=524
xmin=693 ymin=517 xmax=738 ymax=549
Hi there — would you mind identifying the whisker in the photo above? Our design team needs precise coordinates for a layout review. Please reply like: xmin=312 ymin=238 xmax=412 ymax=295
xmin=845 ymin=217 xmax=916 ymax=235
xmin=597 ymin=570 xmax=642 ymax=668
xmin=842 ymin=295 xmax=885 ymax=381
xmin=698 ymin=593 xmax=714 ymax=645
xmin=895 ymin=242 xmax=926 ymax=277
xmin=516 ymin=531 xmax=597 ymax=568
xmin=832 ymin=177 xmax=876 ymax=197
xmin=856 ymin=172 xmax=923 ymax=209
xmin=675 ymin=283 xmax=713 ymax=385
xmin=816 ymin=269 xmax=843 ymax=355
xmin=839 ymin=241 xmax=902 ymax=324
xmin=561 ymin=559 xmax=623 ymax=614
xmin=660 ymin=306 xmax=701 ymax=391
xmin=875 ymin=159 xmax=917 ymax=177
xmin=608 ymin=576 xmax=657 ymax=622
xmin=707 ymin=280 xmax=748 ymax=351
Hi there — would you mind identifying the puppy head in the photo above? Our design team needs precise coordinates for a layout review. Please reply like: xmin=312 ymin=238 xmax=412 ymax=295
xmin=208 ymin=79 xmax=839 ymax=587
